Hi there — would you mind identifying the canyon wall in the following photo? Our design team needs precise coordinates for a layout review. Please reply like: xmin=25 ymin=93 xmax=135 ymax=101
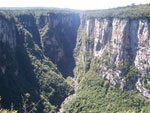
xmin=1 ymin=10 xmax=150 ymax=112
xmin=75 ymin=17 xmax=150 ymax=98
xmin=0 ymin=12 xmax=79 ymax=112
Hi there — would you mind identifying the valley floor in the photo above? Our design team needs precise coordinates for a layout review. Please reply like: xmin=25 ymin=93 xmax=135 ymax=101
xmin=58 ymin=77 xmax=78 ymax=113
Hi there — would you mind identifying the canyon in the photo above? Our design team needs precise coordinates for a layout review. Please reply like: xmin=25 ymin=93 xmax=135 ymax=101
xmin=0 ymin=5 xmax=150 ymax=112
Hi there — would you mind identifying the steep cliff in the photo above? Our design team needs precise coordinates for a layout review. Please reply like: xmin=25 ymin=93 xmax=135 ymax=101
xmin=0 ymin=15 xmax=16 ymax=48
xmin=63 ymin=16 xmax=150 ymax=112
xmin=0 ymin=15 xmax=20 ymax=108
xmin=75 ymin=18 xmax=150 ymax=98
xmin=37 ymin=13 xmax=80 ymax=77
xmin=15 ymin=13 xmax=80 ymax=77
xmin=1 ymin=6 xmax=150 ymax=113
xmin=0 ymin=12 xmax=79 ymax=112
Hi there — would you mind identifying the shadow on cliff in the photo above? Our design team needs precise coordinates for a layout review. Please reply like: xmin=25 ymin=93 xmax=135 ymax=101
xmin=61 ymin=16 xmax=80 ymax=78
xmin=57 ymin=19 xmax=80 ymax=78
xmin=42 ymin=14 xmax=80 ymax=78
xmin=16 ymin=14 xmax=41 ymax=47
xmin=123 ymin=20 xmax=139 ymax=90
xmin=0 ymin=26 xmax=42 ymax=112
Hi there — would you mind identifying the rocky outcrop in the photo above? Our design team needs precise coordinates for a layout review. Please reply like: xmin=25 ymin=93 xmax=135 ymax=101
xmin=136 ymin=78 xmax=150 ymax=99
xmin=134 ymin=19 xmax=150 ymax=75
xmin=77 ymin=17 xmax=150 ymax=98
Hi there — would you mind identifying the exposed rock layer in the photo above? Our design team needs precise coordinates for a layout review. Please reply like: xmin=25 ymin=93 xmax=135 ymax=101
xmin=81 ymin=18 xmax=150 ymax=98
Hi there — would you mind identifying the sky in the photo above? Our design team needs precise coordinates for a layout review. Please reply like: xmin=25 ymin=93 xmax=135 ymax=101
xmin=0 ymin=0 xmax=150 ymax=10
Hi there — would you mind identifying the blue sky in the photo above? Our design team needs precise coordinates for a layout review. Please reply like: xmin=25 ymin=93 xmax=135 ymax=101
xmin=0 ymin=0 xmax=150 ymax=10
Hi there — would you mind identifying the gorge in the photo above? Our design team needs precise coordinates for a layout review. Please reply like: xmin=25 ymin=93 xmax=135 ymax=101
xmin=1 ymin=5 xmax=150 ymax=113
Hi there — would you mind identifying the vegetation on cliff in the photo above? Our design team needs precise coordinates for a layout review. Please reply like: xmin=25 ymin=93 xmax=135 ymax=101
xmin=63 ymin=71 xmax=150 ymax=113
xmin=0 ymin=12 xmax=75 ymax=113
xmin=1 ymin=4 xmax=150 ymax=113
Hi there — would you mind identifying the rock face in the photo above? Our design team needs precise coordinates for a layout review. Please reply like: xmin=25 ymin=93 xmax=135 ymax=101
xmin=0 ymin=16 xmax=16 ymax=48
xmin=76 ymin=17 xmax=150 ymax=98
xmin=38 ymin=13 xmax=80 ymax=77
xmin=15 ymin=13 xmax=80 ymax=77
xmin=1 ymin=10 xmax=150 ymax=111
xmin=0 ymin=13 xmax=79 ymax=112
